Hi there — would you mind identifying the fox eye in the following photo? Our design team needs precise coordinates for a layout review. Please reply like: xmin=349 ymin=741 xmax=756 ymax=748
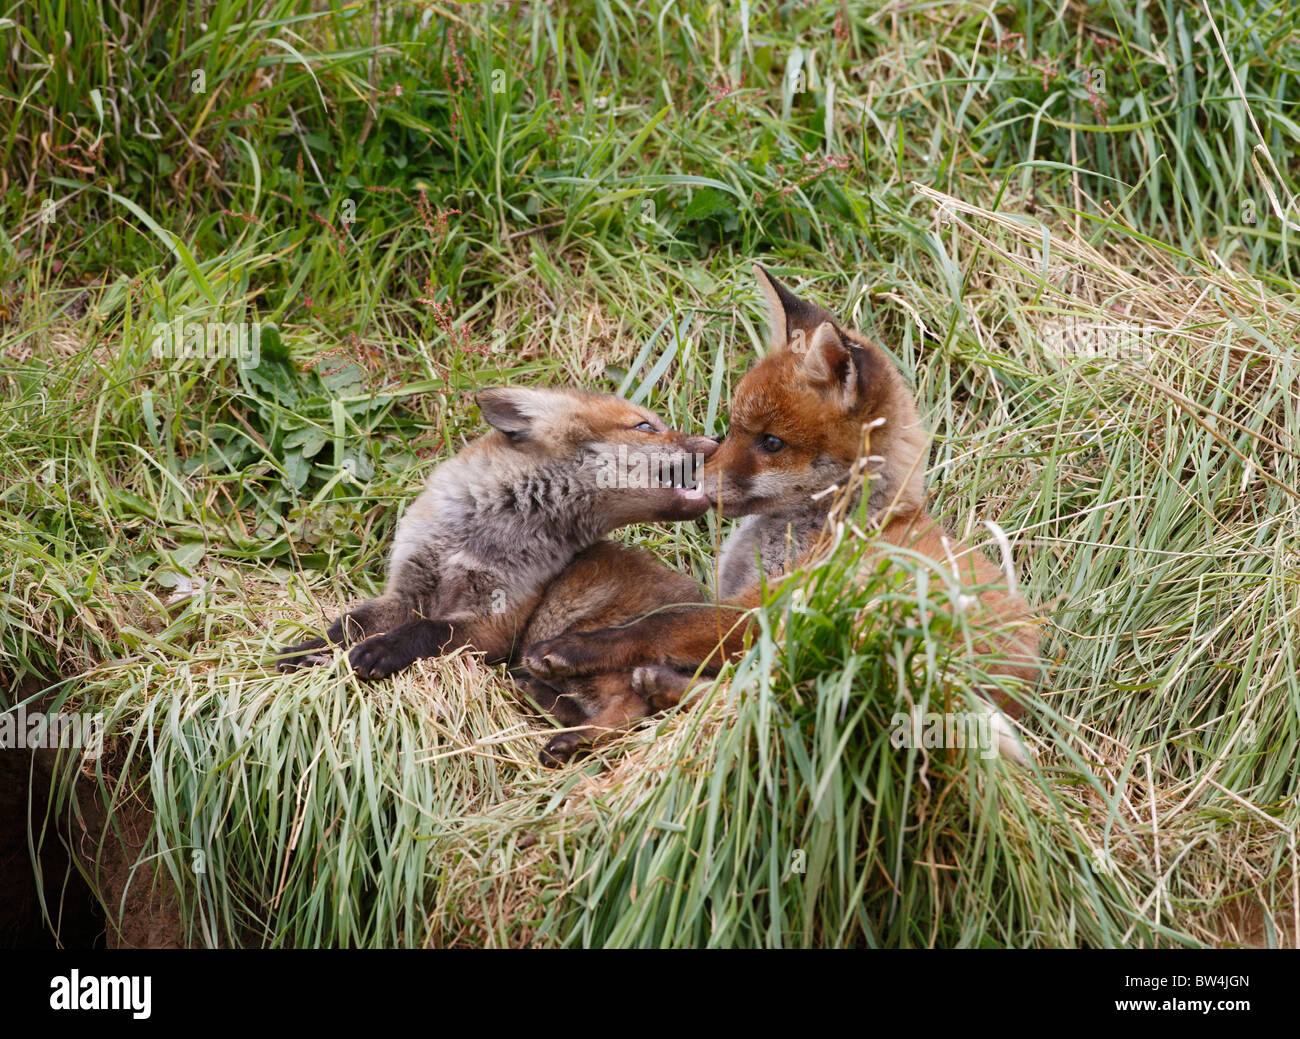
xmin=634 ymin=421 xmax=658 ymax=433
xmin=758 ymin=434 xmax=786 ymax=454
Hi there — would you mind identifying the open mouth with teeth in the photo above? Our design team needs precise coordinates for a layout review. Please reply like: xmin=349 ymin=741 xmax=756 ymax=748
xmin=647 ymin=453 xmax=711 ymax=518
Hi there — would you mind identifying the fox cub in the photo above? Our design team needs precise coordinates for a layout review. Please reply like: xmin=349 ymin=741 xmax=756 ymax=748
xmin=525 ymin=266 xmax=1041 ymax=731
xmin=278 ymin=387 xmax=718 ymax=681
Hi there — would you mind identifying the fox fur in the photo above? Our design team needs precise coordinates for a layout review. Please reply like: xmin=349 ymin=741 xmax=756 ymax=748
xmin=511 ymin=540 xmax=706 ymax=765
xmin=524 ymin=266 xmax=1042 ymax=751
xmin=277 ymin=386 xmax=718 ymax=683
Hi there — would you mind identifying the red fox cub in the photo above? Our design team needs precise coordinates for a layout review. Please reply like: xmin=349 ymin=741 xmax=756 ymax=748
xmin=277 ymin=387 xmax=718 ymax=681
xmin=524 ymin=265 xmax=1042 ymax=735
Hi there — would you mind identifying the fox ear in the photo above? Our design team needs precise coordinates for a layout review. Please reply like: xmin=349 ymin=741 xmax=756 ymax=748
xmin=797 ymin=322 xmax=861 ymax=409
xmin=753 ymin=263 xmax=839 ymax=352
xmin=476 ymin=386 xmax=553 ymax=441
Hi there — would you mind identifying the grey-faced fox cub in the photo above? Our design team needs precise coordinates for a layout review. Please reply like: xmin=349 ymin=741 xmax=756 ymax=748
xmin=277 ymin=387 xmax=718 ymax=683
xmin=524 ymin=266 xmax=1042 ymax=750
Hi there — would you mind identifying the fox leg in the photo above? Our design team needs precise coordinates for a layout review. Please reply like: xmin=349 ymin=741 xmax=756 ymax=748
xmin=348 ymin=617 xmax=462 ymax=680
xmin=524 ymin=596 xmax=758 ymax=681
xmin=277 ymin=594 xmax=410 ymax=670
xmin=539 ymin=680 xmax=656 ymax=767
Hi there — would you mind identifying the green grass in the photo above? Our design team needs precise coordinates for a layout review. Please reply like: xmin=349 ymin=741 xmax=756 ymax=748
xmin=3 ymin=0 xmax=1298 ymax=946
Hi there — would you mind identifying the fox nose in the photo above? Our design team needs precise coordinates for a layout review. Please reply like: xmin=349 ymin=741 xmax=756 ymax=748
xmin=711 ymin=434 xmax=725 ymax=443
xmin=683 ymin=434 xmax=719 ymax=459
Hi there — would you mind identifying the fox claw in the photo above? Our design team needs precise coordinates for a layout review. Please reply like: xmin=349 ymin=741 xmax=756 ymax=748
xmin=277 ymin=639 xmax=331 ymax=672
xmin=278 ymin=651 xmax=332 ymax=672
xmin=348 ymin=634 xmax=411 ymax=680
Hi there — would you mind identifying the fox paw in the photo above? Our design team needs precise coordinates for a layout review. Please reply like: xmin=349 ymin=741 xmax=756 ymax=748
xmin=523 ymin=637 xmax=584 ymax=681
xmin=538 ymin=730 xmax=589 ymax=767
xmin=277 ymin=639 xmax=331 ymax=672
xmin=630 ymin=665 xmax=691 ymax=710
xmin=971 ymin=699 xmax=1034 ymax=767
xmin=279 ymin=651 xmax=332 ymax=672
xmin=348 ymin=634 xmax=413 ymax=680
